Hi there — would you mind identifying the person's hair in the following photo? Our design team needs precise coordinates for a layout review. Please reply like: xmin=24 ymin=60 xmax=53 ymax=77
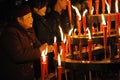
xmin=30 ymin=0 xmax=48 ymax=9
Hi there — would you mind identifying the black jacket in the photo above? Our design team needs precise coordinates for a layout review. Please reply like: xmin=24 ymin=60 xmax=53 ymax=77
xmin=0 ymin=23 xmax=41 ymax=80
xmin=32 ymin=12 xmax=54 ymax=45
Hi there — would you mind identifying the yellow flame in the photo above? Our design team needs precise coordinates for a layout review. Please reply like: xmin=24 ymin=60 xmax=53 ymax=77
xmin=74 ymin=28 xmax=77 ymax=33
xmin=105 ymin=0 xmax=110 ymax=13
xmin=91 ymin=6 xmax=94 ymax=15
xmin=115 ymin=0 xmax=119 ymax=13
xmin=68 ymin=28 xmax=73 ymax=36
xmin=63 ymin=35 xmax=66 ymax=43
xmin=83 ymin=9 xmax=88 ymax=16
xmin=86 ymin=28 xmax=91 ymax=39
xmin=60 ymin=49 xmax=63 ymax=55
xmin=59 ymin=25 xmax=64 ymax=41
xmin=45 ymin=46 xmax=48 ymax=55
xmin=119 ymin=28 xmax=120 ymax=35
xmin=41 ymin=50 xmax=46 ymax=62
xmin=101 ymin=14 xmax=106 ymax=25
xmin=72 ymin=5 xmax=81 ymax=20
xmin=58 ymin=54 xmax=61 ymax=66
xmin=54 ymin=36 xmax=57 ymax=43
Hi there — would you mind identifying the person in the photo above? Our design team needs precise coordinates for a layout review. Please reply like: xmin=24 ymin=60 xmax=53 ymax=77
xmin=46 ymin=0 xmax=77 ymax=41
xmin=0 ymin=5 xmax=53 ymax=80
xmin=29 ymin=0 xmax=55 ymax=79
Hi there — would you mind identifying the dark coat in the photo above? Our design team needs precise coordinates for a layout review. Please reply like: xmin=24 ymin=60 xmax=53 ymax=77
xmin=32 ymin=12 xmax=54 ymax=45
xmin=32 ymin=12 xmax=55 ymax=78
xmin=0 ymin=23 xmax=41 ymax=80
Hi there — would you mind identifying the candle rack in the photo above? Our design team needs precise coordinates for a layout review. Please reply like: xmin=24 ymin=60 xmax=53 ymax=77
xmin=68 ymin=13 xmax=118 ymax=61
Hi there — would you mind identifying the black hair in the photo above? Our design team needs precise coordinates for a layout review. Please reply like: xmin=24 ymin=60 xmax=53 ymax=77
xmin=30 ymin=0 xmax=48 ymax=9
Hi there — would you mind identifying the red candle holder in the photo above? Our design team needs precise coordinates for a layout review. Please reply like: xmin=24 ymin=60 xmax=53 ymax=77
xmin=82 ymin=16 xmax=86 ymax=35
xmin=88 ymin=39 xmax=93 ymax=61
xmin=102 ymin=0 xmax=105 ymax=13
xmin=95 ymin=0 xmax=99 ymax=14
xmin=61 ymin=41 xmax=66 ymax=61
xmin=67 ymin=0 xmax=72 ymax=24
xmin=107 ymin=14 xmax=111 ymax=36
xmin=57 ymin=66 xmax=63 ymax=80
xmin=103 ymin=26 xmax=107 ymax=60
xmin=88 ymin=0 xmax=92 ymax=15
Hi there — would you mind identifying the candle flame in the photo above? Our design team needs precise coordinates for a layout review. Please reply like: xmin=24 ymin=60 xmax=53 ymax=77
xmin=91 ymin=6 xmax=94 ymax=15
xmin=41 ymin=50 xmax=46 ymax=62
xmin=58 ymin=54 xmax=61 ymax=66
xmin=54 ymin=36 xmax=57 ymax=43
xmin=59 ymin=25 xmax=64 ymax=41
xmin=74 ymin=28 xmax=77 ymax=33
xmin=101 ymin=14 xmax=106 ymax=25
xmin=119 ymin=28 xmax=120 ymax=35
xmin=115 ymin=0 xmax=119 ymax=13
xmin=45 ymin=46 xmax=48 ymax=55
xmin=105 ymin=0 xmax=110 ymax=13
xmin=68 ymin=28 xmax=73 ymax=36
xmin=86 ymin=27 xmax=91 ymax=39
xmin=60 ymin=49 xmax=63 ymax=55
xmin=72 ymin=5 xmax=81 ymax=20
xmin=83 ymin=9 xmax=88 ymax=16
xmin=63 ymin=35 xmax=66 ymax=43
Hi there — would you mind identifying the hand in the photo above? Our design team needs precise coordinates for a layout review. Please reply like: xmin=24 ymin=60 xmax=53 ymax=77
xmin=48 ymin=45 xmax=54 ymax=53
xmin=39 ymin=43 xmax=48 ymax=53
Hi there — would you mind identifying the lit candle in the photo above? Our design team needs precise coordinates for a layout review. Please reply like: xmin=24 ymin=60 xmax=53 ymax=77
xmin=108 ymin=0 xmax=111 ymax=11
xmin=104 ymin=26 xmax=107 ymax=60
xmin=59 ymin=26 xmax=66 ymax=60
xmin=115 ymin=0 xmax=119 ymax=35
xmin=95 ymin=0 xmax=99 ymax=14
xmin=53 ymin=36 xmax=58 ymax=59
xmin=82 ymin=9 xmax=88 ymax=35
xmin=67 ymin=0 xmax=72 ymax=24
xmin=41 ymin=50 xmax=47 ymax=80
xmin=72 ymin=5 xmax=82 ymax=36
xmin=88 ymin=0 xmax=92 ymax=15
xmin=57 ymin=54 xmax=63 ymax=80
xmin=67 ymin=28 xmax=73 ymax=54
xmin=105 ymin=0 xmax=111 ymax=36
xmin=86 ymin=28 xmax=92 ymax=61
xmin=101 ymin=14 xmax=107 ymax=60
xmin=102 ymin=0 xmax=105 ymax=13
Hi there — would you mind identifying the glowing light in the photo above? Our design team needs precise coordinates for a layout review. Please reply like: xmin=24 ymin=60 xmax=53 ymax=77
xmin=58 ymin=54 xmax=61 ymax=66
xmin=83 ymin=9 xmax=88 ymax=16
xmin=105 ymin=0 xmax=110 ymax=13
xmin=72 ymin=5 xmax=81 ymax=20
xmin=101 ymin=14 xmax=106 ymax=25
xmin=91 ymin=6 xmax=94 ymax=15
xmin=68 ymin=28 xmax=73 ymax=36
xmin=54 ymin=36 xmax=57 ymax=43
xmin=115 ymin=0 xmax=119 ymax=13
xmin=41 ymin=50 xmax=46 ymax=62
xmin=86 ymin=28 xmax=92 ymax=39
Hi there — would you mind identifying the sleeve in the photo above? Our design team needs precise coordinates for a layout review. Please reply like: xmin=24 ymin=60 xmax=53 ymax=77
xmin=1 ymin=28 xmax=41 ymax=63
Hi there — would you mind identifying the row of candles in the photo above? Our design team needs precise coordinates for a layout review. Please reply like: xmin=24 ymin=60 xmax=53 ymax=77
xmin=41 ymin=0 xmax=120 ymax=80
xmin=40 ymin=46 xmax=63 ymax=80
xmin=68 ymin=0 xmax=120 ymax=36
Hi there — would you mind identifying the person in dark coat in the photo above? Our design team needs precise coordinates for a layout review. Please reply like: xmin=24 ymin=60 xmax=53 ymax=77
xmin=29 ymin=0 xmax=55 ymax=79
xmin=0 ymin=5 xmax=53 ymax=80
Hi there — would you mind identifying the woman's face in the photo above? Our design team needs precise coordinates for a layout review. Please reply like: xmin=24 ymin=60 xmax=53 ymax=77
xmin=17 ymin=13 xmax=33 ymax=29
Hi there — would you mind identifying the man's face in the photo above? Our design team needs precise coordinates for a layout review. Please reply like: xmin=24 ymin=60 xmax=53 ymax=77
xmin=18 ymin=13 xmax=33 ymax=29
